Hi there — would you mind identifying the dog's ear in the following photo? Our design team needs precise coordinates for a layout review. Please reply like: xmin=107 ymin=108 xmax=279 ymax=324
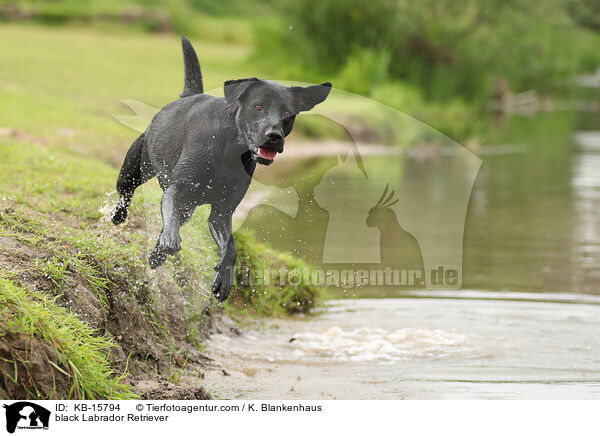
xmin=224 ymin=78 xmax=260 ymax=106
xmin=290 ymin=82 xmax=332 ymax=113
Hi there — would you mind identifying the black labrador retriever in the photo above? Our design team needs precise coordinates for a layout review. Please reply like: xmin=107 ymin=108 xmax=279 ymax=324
xmin=111 ymin=36 xmax=331 ymax=302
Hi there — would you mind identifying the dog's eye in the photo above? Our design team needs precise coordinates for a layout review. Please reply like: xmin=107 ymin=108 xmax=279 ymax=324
xmin=284 ymin=111 xmax=291 ymax=118
xmin=254 ymin=105 xmax=263 ymax=111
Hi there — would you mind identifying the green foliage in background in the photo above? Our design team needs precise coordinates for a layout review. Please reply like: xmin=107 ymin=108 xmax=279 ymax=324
xmin=4 ymin=0 xmax=598 ymax=103
xmin=257 ymin=0 xmax=600 ymax=101
xmin=3 ymin=0 xmax=597 ymax=141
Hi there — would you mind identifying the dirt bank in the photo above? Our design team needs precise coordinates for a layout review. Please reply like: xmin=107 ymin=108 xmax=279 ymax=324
xmin=0 ymin=223 xmax=237 ymax=399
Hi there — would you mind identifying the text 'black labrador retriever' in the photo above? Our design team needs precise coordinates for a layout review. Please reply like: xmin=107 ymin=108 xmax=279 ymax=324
xmin=111 ymin=36 xmax=331 ymax=302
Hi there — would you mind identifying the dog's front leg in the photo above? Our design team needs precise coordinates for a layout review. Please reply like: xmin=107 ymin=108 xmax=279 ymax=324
xmin=149 ymin=184 xmax=183 ymax=268
xmin=208 ymin=208 xmax=236 ymax=302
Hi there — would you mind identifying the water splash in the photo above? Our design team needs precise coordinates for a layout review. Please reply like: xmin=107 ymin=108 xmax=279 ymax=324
xmin=290 ymin=326 xmax=468 ymax=361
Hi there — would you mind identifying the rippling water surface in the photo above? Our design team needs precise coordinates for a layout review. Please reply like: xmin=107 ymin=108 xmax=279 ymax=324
xmin=204 ymin=293 xmax=600 ymax=399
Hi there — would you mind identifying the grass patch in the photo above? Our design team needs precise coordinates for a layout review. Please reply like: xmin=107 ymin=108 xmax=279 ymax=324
xmin=0 ymin=276 xmax=135 ymax=399
xmin=231 ymin=229 xmax=328 ymax=316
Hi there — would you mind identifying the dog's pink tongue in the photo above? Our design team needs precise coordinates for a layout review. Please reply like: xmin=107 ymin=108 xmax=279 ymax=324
xmin=259 ymin=147 xmax=276 ymax=160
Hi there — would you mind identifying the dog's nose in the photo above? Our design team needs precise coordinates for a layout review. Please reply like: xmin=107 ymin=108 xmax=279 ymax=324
xmin=266 ymin=130 xmax=282 ymax=143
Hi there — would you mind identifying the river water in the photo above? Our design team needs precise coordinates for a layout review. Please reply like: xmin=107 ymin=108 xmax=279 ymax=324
xmin=204 ymin=91 xmax=600 ymax=399
xmin=204 ymin=292 xmax=600 ymax=399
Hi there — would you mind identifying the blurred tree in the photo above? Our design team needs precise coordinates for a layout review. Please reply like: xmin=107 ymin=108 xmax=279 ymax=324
xmin=262 ymin=0 xmax=600 ymax=100
xmin=567 ymin=0 xmax=600 ymax=31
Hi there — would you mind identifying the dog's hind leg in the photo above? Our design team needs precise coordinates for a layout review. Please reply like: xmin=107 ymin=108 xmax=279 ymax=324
xmin=112 ymin=133 xmax=154 ymax=225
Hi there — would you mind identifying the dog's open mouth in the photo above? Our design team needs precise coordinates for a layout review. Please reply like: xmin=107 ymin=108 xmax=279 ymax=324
xmin=258 ymin=146 xmax=277 ymax=161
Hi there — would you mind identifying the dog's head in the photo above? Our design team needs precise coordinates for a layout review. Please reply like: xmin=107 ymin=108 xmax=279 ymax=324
xmin=225 ymin=78 xmax=332 ymax=165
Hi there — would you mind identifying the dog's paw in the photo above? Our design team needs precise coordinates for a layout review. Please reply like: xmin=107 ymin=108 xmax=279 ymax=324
xmin=148 ymin=246 xmax=168 ymax=269
xmin=111 ymin=205 xmax=128 ymax=225
xmin=158 ymin=229 xmax=182 ymax=254
xmin=211 ymin=268 xmax=233 ymax=302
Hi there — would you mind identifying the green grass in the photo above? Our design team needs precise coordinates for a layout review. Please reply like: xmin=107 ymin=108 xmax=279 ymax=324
xmin=0 ymin=276 xmax=135 ymax=399
xmin=0 ymin=24 xmax=254 ymax=162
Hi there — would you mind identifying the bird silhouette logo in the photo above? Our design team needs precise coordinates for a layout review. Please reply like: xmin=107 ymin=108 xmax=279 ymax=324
xmin=366 ymin=184 xmax=424 ymax=273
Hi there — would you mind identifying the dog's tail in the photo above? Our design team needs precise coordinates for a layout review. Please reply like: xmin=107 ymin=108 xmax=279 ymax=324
xmin=180 ymin=35 xmax=203 ymax=98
